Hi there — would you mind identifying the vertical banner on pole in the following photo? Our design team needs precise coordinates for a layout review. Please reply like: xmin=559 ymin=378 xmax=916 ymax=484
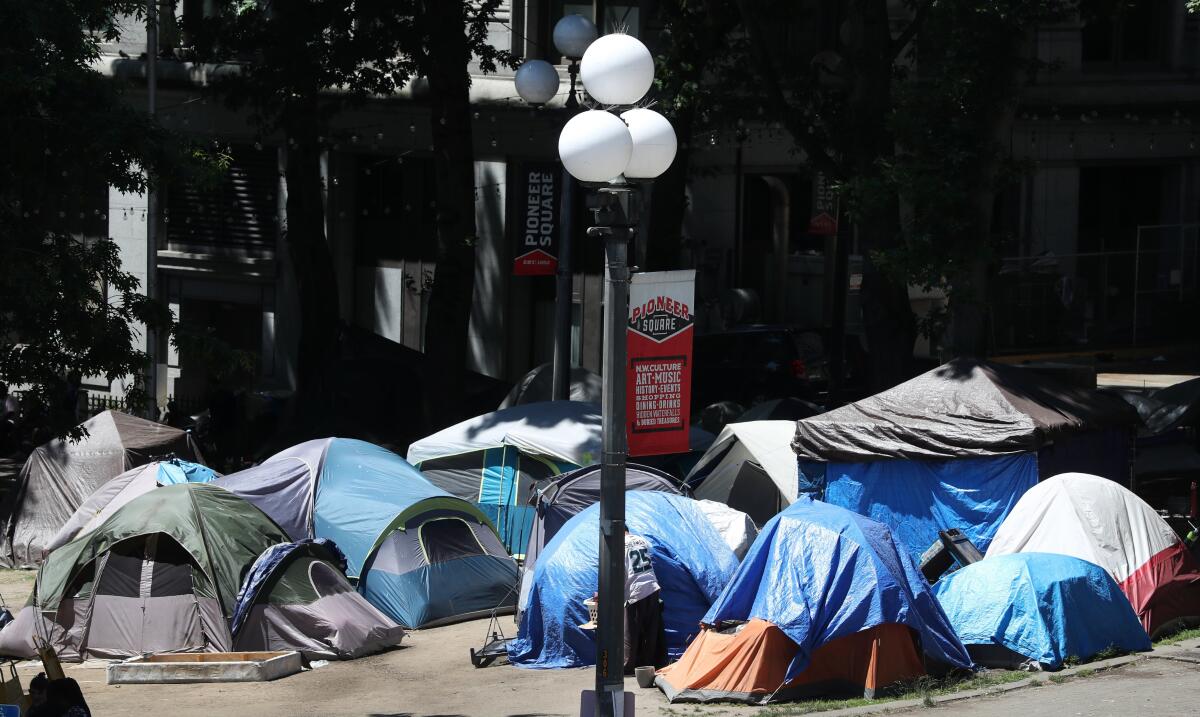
xmin=807 ymin=172 xmax=839 ymax=236
xmin=626 ymin=270 xmax=696 ymax=457
xmin=513 ymin=161 xmax=560 ymax=275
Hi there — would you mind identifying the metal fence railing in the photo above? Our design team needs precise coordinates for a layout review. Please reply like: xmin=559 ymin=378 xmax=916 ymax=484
xmin=991 ymin=224 xmax=1198 ymax=353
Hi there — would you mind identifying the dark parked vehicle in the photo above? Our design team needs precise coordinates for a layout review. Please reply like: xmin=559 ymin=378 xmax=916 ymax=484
xmin=690 ymin=325 xmax=866 ymax=416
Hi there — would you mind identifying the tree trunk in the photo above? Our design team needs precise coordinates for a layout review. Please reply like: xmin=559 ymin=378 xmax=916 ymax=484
xmin=946 ymin=27 xmax=1032 ymax=359
xmin=282 ymin=111 xmax=340 ymax=426
xmin=422 ymin=1 xmax=478 ymax=428
xmin=845 ymin=0 xmax=917 ymax=389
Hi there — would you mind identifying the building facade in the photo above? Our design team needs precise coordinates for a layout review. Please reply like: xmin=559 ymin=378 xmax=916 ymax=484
xmin=92 ymin=1 xmax=1198 ymax=407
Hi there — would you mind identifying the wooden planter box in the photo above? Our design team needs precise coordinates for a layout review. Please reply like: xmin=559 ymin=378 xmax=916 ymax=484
xmin=106 ymin=651 xmax=302 ymax=684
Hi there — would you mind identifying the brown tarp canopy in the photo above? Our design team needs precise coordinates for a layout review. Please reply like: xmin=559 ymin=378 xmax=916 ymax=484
xmin=793 ymin=358 xmax=1137 ymax=462
xmin=0 ymin=410 xmax=203 ymax=567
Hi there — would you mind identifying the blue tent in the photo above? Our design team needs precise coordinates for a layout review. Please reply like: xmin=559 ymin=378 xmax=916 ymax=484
xmin=217 ymin=438 xmax=518 ymax=628
xmin=932 ymin=553 xmax=1151 ymax=669
xmin=795 ymin=360 xmax=1136 ymax=561
xmin=406 ymin=402 xmax=601 ymax=556
xmin=508 ymin=491 xmax=739 ymax=669
xmin=154 ymin=458 xmax=219 ymax=485
xmin=703 ymin=497 xmax=972 ymax=681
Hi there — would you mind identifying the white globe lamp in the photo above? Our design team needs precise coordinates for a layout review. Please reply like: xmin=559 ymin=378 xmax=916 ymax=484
xmin=558 ymin=110 xmax=632 ymax=183
xmin=621 ymin=108 xmax=677 ymax=179
xmin=514 ymin=59 xmax=560 ymax=106
xmin=554 ymin=14 xmax=599 ymax=60
xmin=579 ymin=34 xmax=654 ymax=106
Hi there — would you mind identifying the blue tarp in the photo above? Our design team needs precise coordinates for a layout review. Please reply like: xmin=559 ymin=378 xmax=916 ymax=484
xmin=703 ymin=496 xmax=973 ymax=681
xmin=154 ymin=459 xmax=218 ymax=485
xmin=508 ymin=491 xmax=739 ymax=669
xmin=933 ymin=553 xmax=1151 ymax=668
xmin=801 ymin=453 xmax=1037 ymax=562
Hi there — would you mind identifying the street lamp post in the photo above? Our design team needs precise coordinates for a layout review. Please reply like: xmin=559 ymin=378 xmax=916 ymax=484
xmin=558 ymin=32 xmax=677 ymax=717
xmin=514 ymin=15 xmax=598 ymax=402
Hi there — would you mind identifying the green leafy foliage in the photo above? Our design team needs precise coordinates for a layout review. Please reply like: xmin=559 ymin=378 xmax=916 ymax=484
xmin=0 ymin=1 xmax=175 ymax=438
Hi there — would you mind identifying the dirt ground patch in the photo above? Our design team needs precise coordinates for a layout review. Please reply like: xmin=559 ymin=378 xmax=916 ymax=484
xmin=4 ymin=614 xmax=697 ymax=717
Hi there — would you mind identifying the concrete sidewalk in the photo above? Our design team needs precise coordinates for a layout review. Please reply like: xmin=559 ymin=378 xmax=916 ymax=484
xmin=12 ymin=614 xmax=1200 ymax=717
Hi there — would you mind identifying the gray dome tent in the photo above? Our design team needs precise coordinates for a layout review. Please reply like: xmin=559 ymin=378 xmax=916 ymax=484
xmin=0 ymin=410 xmax=205 ymax=567
xmin=231 ymin=540 xmax=405 ymax=659
xmin=0 ymin=484 xmax=283 ymax=661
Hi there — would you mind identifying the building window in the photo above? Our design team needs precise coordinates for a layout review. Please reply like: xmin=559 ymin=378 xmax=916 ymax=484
xmin=165 ymin=144 xmax=278 ymax=253
xmin=1080 ymin=0 xmax=1168 ymax=71
xmin=354 ymin=154 xmax=438 ymax=266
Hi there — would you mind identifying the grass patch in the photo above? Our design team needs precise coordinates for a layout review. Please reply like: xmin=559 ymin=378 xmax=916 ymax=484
xmin=757 ymin=670 xmax=1032 ymax=716
xmin=1153 ymin=626 xmax=1200 ymax=647
xmin=761 ymin=696 xmax=881 ymax=715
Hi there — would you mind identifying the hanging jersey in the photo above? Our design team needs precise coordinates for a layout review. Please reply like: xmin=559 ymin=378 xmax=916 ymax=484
xmin=624 ymin=533 xmax=660 ymax=605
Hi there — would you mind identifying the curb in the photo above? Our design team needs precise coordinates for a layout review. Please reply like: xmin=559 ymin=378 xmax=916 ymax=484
xmin=1146 ymin=643 xmax=1200 ymax=665
xmin=811 ymin=653 xmax=1145 ymax=717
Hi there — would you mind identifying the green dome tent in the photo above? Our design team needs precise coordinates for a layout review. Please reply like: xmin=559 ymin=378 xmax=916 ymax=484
xmin=0 ymin=483 xmax=287 ymax=661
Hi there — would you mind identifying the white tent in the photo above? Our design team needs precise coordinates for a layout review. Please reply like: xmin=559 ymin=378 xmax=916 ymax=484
xmin=686 ymin=420 xmax=798 ymax=526
xmin=408 ymin=401 xmax=604 ymax=467
xmin=987 ymin=472 xmax=1200 ymax=638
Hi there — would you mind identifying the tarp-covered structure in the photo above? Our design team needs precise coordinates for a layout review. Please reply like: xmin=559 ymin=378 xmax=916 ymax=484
xmin=518 ymin=463 xmax=683 ymax=613
xmin=987 ymin=472 xmax=1200 ymax=637
xmin=231 ymin=539 xmax=406 ymax=659
xmin=794 ymin=359 xmax=1137 ymax=560
xmin=47 ymin=459 xmax=218 ymax=552
xmin=1120 ymin=376 xmax=1200 ymax=435
xmin=933 ymin=552 xmax=1150 ymax=669
xmin=218 ymin=438 xmax=518 ymax=628
xmin=508 ymin=491 xmax=739 ymax=669
xmin=0 ymin=483 xmax=286 ymax=661
xmin=0 ymin=410 xmax=205 ymax=567
xmin=656 ymin=497 xmax=971 ymax=704
xmin=687 ymin=421 xmax=799 ymax=526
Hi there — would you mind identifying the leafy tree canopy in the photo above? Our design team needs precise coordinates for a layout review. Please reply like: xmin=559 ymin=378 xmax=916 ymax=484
xmin=0 ymin=1 xmax=173 ymax=438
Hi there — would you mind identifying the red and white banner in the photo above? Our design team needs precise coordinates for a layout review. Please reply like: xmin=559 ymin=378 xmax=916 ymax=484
xmin=626 ymin=270 xmax=696 ymax=457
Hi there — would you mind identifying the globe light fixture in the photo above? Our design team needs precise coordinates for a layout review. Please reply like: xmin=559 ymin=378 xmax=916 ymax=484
xmin=620 ymin=108 xmax=678 ymax=180
xmin=579 ymin=33 xmax=654 ymax=106
xmin=555 ymin=30 xmax=678 ymax=717
xmin=553 ymin=15 xmax=598 ymax=109
xmin=558 ymin=110 xmax=633 ymax=183
xmin=553 ymin=14 xmax=599 ymax=60
xmin=514 ymin=59 xmax=560 ymax=106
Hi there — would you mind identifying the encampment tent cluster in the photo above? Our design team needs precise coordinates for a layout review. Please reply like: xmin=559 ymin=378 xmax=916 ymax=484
xmin=0 ymin=359 xmax=1191 ymax=702
xmin=0 ymin=400 xmax=717 ymax=672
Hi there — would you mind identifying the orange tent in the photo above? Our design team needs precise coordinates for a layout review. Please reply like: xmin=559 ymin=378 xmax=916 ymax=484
xmin=656 ymin=619 xmax=926 ymax=704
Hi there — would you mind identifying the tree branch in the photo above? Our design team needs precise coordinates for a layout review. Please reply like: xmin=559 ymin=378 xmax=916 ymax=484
xmin=891 ymin=0 xmax=935 ymax=62
xmin=733 ymin=0 xmax=843 ymax=179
